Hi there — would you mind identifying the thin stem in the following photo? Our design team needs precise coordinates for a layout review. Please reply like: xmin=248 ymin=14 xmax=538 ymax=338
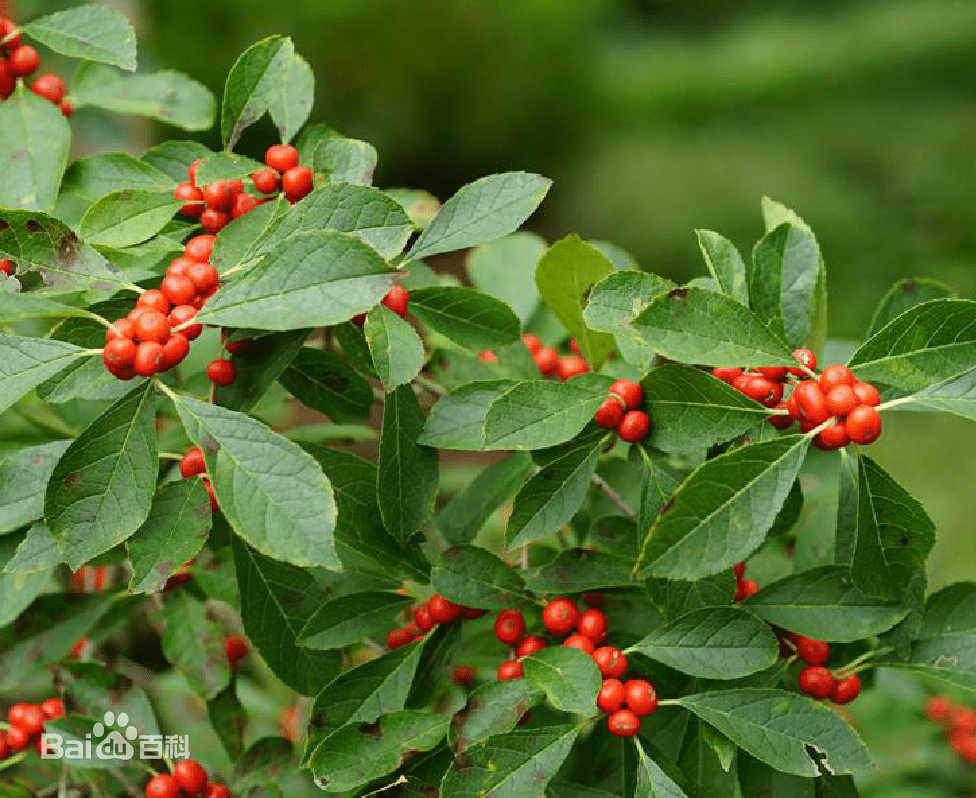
xmin=154 ymin=378 xmax=177 ymax=401
xmin=879 ymin=396 xmax=915 ymax=411
xmin=837 ymin=646 xmax=892 ymax=677
xmin=413 ymin=375 xmax=446 ymax=396
xmin=124 ymin=282 xmax=146 ymax=294
xmin=84 ymin=310 xmax=112 ymax=328
xmin=592 ymin=474 xmax=635 ymax=519
xmin=158 ymin=452 xmax=183 ymax=461
xmin=0 ymin=28 xmax=19 ymax=46
xmin=11 ymin=406 xmax=76 ymax=438
xmin=804 ymin=417 xmax=835 ymax=438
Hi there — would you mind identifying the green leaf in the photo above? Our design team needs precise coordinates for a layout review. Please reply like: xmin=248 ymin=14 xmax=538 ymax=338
xmin=24 ymin=6 xmax=136 ymax=71
xmin=267 ymin=50 xmax=314 ymax=143
xmin=535 ymin=235 xmax=617 ymax=367
xmin=647 ymin=574 xmax=735 ymax=622
xmin=161 ymin=591 xmax=230 ymax=699
xmin=304 ymin=127 xmax=377 ymax=185
xmin=55 ymin=153 xmax=175 ymax=225
xmin=0 ymin=540 xmax=52 ymax=628
xmin=209 ymin=195 xmax=290 ymax=274
xmin=910 ymin=366 xmax=976 ymax=420
xmin=0 ymin=441 xmax=69 ymax=535
xmin=234 ymin=737 xmax=296 ymax=790
xmin=208 ymin=684 xmax=246 ymax=760
xmin=738 ymin=756 xmax=815 ymax=798
xmin=450 ymin=680 xmax=542 ymax=751
xmin=868 ymin=277 xmax=957 ymax=337
xmin=848 ymin=299 xmax=976 ymax=391
xmin=431 ymin=545 xmax=529 ymax=610
xmin=192 ymin=151 xmax=265 ymax=185
xmin=630 ymin=287 xmax=796 ymax=368
xmin=467 ymin=232 xmax=546 ymax=324
xmin=741 ymin=565 xmax=910 ymax=642
xmin=696 ymin=230 xmax=748 ymax=306
xmin=213 ymin=329 xmax=309 ymax=413
xmin=78 ymin=190 xmax=179 ymax=249
xmin=278 ymin=347 xmax=373 ymax=423
xmin=44 ymin=381 xmax=157 ymax=570
xmin=233 ymin=537 xmax=342 ymax=696
xmin=410 ymin=286 xmax=521 ymax=351
xmin=749 ymin=223 xmax=822 ymax=349
xmin=173 ymin=394 xmax=339 ymax=568
xmin=440 ymin=725 xmax=580 ymax=797
xmin=0 ymin=286 xmax=91 ymax=324
xmin=194 ymin=231 xmax=395 ymax=330
xmin=523 ymin=646 xmax=602 ymax=715
xmin=852 ymin=456 xmax=935 ymax=600
xmin=635 ymin=738 xmax=691 ymax=798
xmin=3 ymin=523 xmax=62 ymax=574
xmin=301 ymin=591 xmax=413 ymax=650
xmin=418 ymin=380 xmax=517 ymax=450
xmin=637 ymin=436 xmax=810 ymax=579
xmin=221 ymin=35 xmax=295 ymax=149
xmin=127 ymin=480 xmax=211 ymax=594
xmin=377 ymin=384 xmax=439 ymax=544
xmin=483 ymin=375 xmax=614 ymax=451
xmin=141 ymin=140 xmax=212 ymax=182
xmin=506 ymin=432 xmax=606 ymax=548
xmin=526 ymin=550 xmax=634 ymax=594
xmin=71 ymin=63 xmax=216 ymax=131
xmin=310 ymin=710 xmax=448 ymax=791
xmin=406 ymin=172 xmax=552 ymax=261
xmin=0 ymin=88 xmax=70 ymax=212
xmin=675 ymin=689 xmax=872 ymax=777
xmin=366 ymin=304 xmax=425 ymax=390
xmin=629 ymin=608 xmax=778 ymax=679
xmin=0 ymin=336 xmax=89 ymax=415
xmin=645 ymin=364 xmax=771 ymax=453
xmin=583 ymin=271 xmax=674 ymax=334
xmin=61 ymin=661 xmax=159 ymax=737
xmin=436 ymin=452 xmax=533 ymax=546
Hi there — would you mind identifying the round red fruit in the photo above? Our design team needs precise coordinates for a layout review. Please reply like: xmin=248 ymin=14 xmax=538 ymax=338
xmin=186 ymin=262 xmax=219 ymax=294
xmin=386 ymin=628 xmax=414 ymax=649
xmin=32 ymin=73 xmax=67 ymax=104
xmin=478 ymin=350 xmax=499 ymax=363
xmin=743 ymin=376 xmax=783 ymax=407
xmin=8 ymin=44 xmax=39 ymax=77
xmin=521 ymin=333 xmax=542 ymax=354
xmin=758 ymin=366 xmax=788 ymax=381
xmin=41 ymin=698 xmax=65 ymax=719
xmin=623 ymin=679 xmax=658 ymax=716
xmin=852 ymin=381 xmax=881 ymax=407
xmin=252 ymin=168 xmax=279 ymax=194
xmin=134 ymin=341 xmax=165 ymax=377
xmin=179 ymin=448 xmax=206 ymax=478
xmin=814 ymin=420 xmax=849 ymax=451
xmin=577 ymin=608 xmax=608 ymax=644
xmin=558 ymin=355 xmax=589 ymax=380
xmin=452 ymin=665 xmax=476 ymax=686
xmin=793 ymin=381 xmax=830 ymax=425
xmin=617 ymin=410 xmax=651 ymax=443
xmin=187 ymin=158 xmax=203 ymax=186
xmin=831 ymin=673 xmax=861 ymax=705
xmin=582 ymin=592 xmax=604 ymax=607
xmin=18 ymin=704 xmax=45 ymax=736
xmin=0 ymin=258 xmax=12 ymax=276
xmin=225 ymin=635 xmax=249 ymax=668
xmin=610 ymin=379 xmax=643 ymax=409
xmin=5 ymin=725 xmax=29 ymax=752
xmin=516 ymin=635 xmax=547 ymax=659
xmin=542 ymin=597 xmax=580 ymax=637
xmin=169 ymin=305 xmax=202 ymax=340
xmin=712 ymin=367 xmax=743 ymax=384
xmin=460 ymin=606 xmax=487 ymax=619
xmin=173 ymin=759 xmax=207 ymax=794
xmin=563 ymin=633 xmax=595 ymax=654
xmin=734 ymin=578 xmax=760 ymax=602
xmin=282 ymin=166 xmax=314 ymax=201
xmin=798 ymin=666 xmax=836 ymax=700
xmin=138 ymin=289 xmax=171 ymax=315
xmin=819 ymin=364 xmax=855 ymax=393
xmin=232 ymin=193 xmax=261 ymax=218
xmin=206 ymin=359 xmax=236 ymax=387
xmin=794 ymin=636 xmax=829 ymax=666
xmin=382 ymin=285 xmax=410 ymax=317
xmin=592 ymin=647 xmax=628 ymax=678
xmin=0 ymin=20 xmax=21 ymax=49
xmin=413 ymin=603 xmax=435 ymax=633
xmin=533 ymin=346 xmax=560 ymax=376
xmin=265 ymin=144 xmax=300 ymax=173
xmin=428 ymin=594 xmax=461 ymax=624
xmin=203 ymin=785 xmax=231 ymax=798
xmin=733 ymin=562 xmax=746 ymax=579
xmin=846 ymin=405 xmax=882 ymax=445
xmin=200 ymin=209 xmax=229 ymax=234
xmin=145 ymin=773 xmax=181 ymax=798
xmin=790 ymin=347 xmax=817 ymax=375
xmin=225 ymin=338 xmax=251 ymax=355
xmin=607 ymin=708 xmax=640 ymax=737
xmin=497 ymin=660 xmax=524 ymax=681
xmin=105 ymin=318 xmax=136 ymax=343
xmin=161 ymin=275 xmax=196 ymax=306
xmin=184 ymin=235 xmax=216 ymax=263
xmin=103 ymin=338 xmax=136 ymax=370
xmin=133 ymin=310 xmax=170 ymax=344
xmin=202 ymin=181 xmax=236 ymax=211
xmin=167 ymin=257 xmax=194 ymax=278
xmin=160 ymin=333 xmax=190 ymax=370
xmin=925 ymin=695 xmax=952 ymax=723
xmin=824 ymin=384 xmax=857 ymax=417
xmin=596 ymin=678 xmax=624 ymax=713
xmin=494 ymin=609 xmax=526 ymax=646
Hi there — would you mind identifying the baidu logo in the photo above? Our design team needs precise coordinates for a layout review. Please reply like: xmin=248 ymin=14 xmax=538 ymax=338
xmin=42 ymin=712 xmax=190 ymax=761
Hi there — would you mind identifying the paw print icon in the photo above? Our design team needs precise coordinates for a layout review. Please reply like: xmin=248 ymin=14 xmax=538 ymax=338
xmin=93 ymin=711 xmax=139 ymax=760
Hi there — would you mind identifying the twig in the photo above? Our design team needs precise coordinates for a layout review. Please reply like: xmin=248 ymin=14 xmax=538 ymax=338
xmin=592 ymin=474 xmax=635 ymax=519
xmin=879 ymin=395 xmax=915 ymax=411
xmin=413 ymin=375 xmax=446 ymax=396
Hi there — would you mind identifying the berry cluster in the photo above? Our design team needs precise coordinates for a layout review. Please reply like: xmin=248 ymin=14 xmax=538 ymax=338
xmin=352 ymin=284 xmax=410 ymax=326
xmin=713 ymin=349 xmax=883 ymax=450
xmin=385 ymin=594 xmax=487 ymax=649
xmin=593 ymin=378 xmax=651 ymax=443
xmin=491 ymin=596 xmax=657 ymax=737
xmin=519 ymin=334 xmax=591 ymax=381
xmin=175 ymin=145 xmax=313 ymax=234
xmin=1 ymin=698 xmax=64 ymax=759
xmin=792 ymin=635 xmax=861 ymax=706
xmin=924 ymin=695 xmax=976 ymax=764
xmin=178 ymin=447 xmax=219 ymax=511
xmin=0 ymin=18 xmax=70 ymax=115
xmin=144 ymin=759 xmax=230 ymax=798
xmin=732 ymin=561 xmax=760 ymax=602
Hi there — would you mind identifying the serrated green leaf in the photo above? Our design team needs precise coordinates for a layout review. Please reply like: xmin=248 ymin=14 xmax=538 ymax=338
xmin=0 ymin=336 xmax=91 ymax=415
xmin=406 ymin=172 xmax=551 ymax=261
xmin=523 ymin=646 xmax=602 ymax=715
xmin=410 ymin=285 xmax=521 ymax=351
xmin=301 ymin=591 xmax=413 ymax=650
xmin=44 ymin=381 xmax=157 ymax=570
xmin=852 ymin=456 xmax=934 ymax=600
xmin=867 ymin=278 xmax=957 ymax=337
xmin=3 ymin=523 xmax=62 ymax=574
xmin=0 ymin=88 xmax=70 ymax=213
xmin=213 ymin=329 xmax=309 ymax=412
xmin=71 ymin=63 xmax=215 ymax=131
xmin=630 ymin=287 xmax=796 ymax=368
xmin=645 ymin=364 xmax=771 ymax=453
xmin=127 ymin=480 xmax=211 ymax=593
xmin=193 ymin=151 xmax=264 ymax=185
xmin=629 ymin=608 xmax=778 ymax=679
xmin=24 ymin=6 xmax=136 ymax=71
xmin=0 ymin=441 xmax=69 ymax=535
xmin=79 ymin=190 xmax=180 ymax=249
xmin=536 ymin=235 xmax=617 ymax=367
xmin=910 ymin=365 xmax=976 ymax=419
xmin=55 ymin=153 xmax=175 ymax=225
xmin=278 ymin=347 xmax=374 ymax=423
xmin=377 ymin=384 xmax=439 ymax=544
xmin=637 ymin=436 xmax=810 ymax=579
xmin=635 ymin=738 xmax=691 ymax=798
xmin=194 ymin=230 xmax=395 ymax=330
xmin=440 ymin=725 xmax=579 ymax=798
xmin=450 ymin=679 xmax=543 ymax=751
xmin=418 ymin=379 xmax=517 ymax=450
xmin=741 ymin=565 xmax=909 ymax=642
xmin=431 ymin=545 xmax=528 ymax=610
xmin=208 ymin=683 xmax=246 ymax=760
xmin=221 ymin=36 xmax=294 ymax=149
xmin=141 ymin=140 xmax=212 ymax=182
xmin=848 ymin=299 xmax=976 ymax=391
xmin=696 ymin=230 xmax=748 ymax=306
xmin=173 ymin=394 xmax=339 ymax=568
xmin=161 ymin=590 xmax=230 ymax=699
xmin=676 ymin=689 xmax=871 ymax=777
xmin=306 ymin=127 xmax=377 ymax=185
xmin=233 ymin=536 xmax=342 ymax=696
xmin=467 ymin=232 xmax=546 ymax=324
xmin=366 ymin=304 xmax=425 ymax=390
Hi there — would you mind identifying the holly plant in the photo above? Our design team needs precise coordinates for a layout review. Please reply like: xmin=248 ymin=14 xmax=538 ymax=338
xmin=1 ymin=5 xmax=976 ymax=798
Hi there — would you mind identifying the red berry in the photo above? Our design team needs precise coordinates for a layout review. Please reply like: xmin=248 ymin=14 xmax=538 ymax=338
xmin=138 ymin=289 xmax=171 ymax=315
xmin=167 ymin=257 xmax=195 ymax=278
xmin=106 ymin=319 xmax=136 ymax=344
xmin=794 ymin=636 xmax=830 ymax=666
xmin=8 ymin=703 xmax=30 ymax=730
xmin=252 ymin=168 xmax=280 ymax=194
xmin=428 ymin=594 xmax=461 ymax=624
xmin=8 ymin=44 xmax=39 ymax=77
xmin=202 ymin=785 xmax=231 ymax=798
xmin=161 ymin=275 xmax=196 ymax=307
xmin=542 ymin=598 xmax=580 ymax=637
xmin=186 ymin=158 xmax=204 ymax=186
xmin=282 ymin=166 xmax=314 ymax=201
xmin=225 ymin=338 xmax=251 ymax=355
xmin=819 ymin=364 xmax=855 ymax=393
xmin=558 ymin=355 xmax=589 ymax=381
xmin=563 ymin=633 xmax=595 ymax=654
xmin=202 ymin=181 xmax=236 ymax=211
xmin=59 ymin=101 xmax=72 ymax=117
xmin=596 ymin=678 xmax=624 ymax=713
xmin=134 ymin=341 xmax=165 ymax=377
xmin=768 ymin=402 xmax=794 ymax=429
xmin=18 ymin=704 xmax=45 ymax=736
xmin=515 ymin=635 xmax=547 ymax=659
xmin=798 ymin=666 xmax=836 ymax=700
xmin=382 ymin=285 xmax=410 ymax=317
xmin=623 ymin=679 xmax=658 ymax=716
xmin=824 ymin=384 xmax=857 ymax=417
xmin=831 ymin=673 xmax=861 ymax=705
xmin=846 ymin=405 xmax=882 ymax=445
xmin=617 ymin=410 xmax=651 ymax=443
xmin=225 ymin=635 xmax=249 ymax=668
xmin=452 ymin=665 xmax=476 ymax=686
xmin=265 ymin=144 xmax=300 ymax=173
xmin=712 ymin=367 xmax=743 ymax=384
xmin=460 ymin=606 xmax=487 ymax=619
xmin=31 ymin=73 xmax=66 ymax=104
xmin=145 ymin=773 xmax=181 ymax=798
xmin=103 ymin=338 xmax=137 ymax=370
xmin=179 ymin=448 xmax=206 ymax=478
xmin=734 ymin=578 xmax=760 ymax=602
xmin=386 ymin=628 xmax=414 ymax=649
xmin=0 ymin=258 xmax=11 ymax=276
xmin=793 ymin=381 xmax=830 ymax=425
xmin=790 ymin=348 xmax=817 ymax=375
xmin=0 ymin=735 xmax=7 ymax=760
xmin=577 ymin=609 xmax=608 ymax=644
xmin=186 ymin=262 xmax=220 ymax=295
xmin=852 ymin=381 xmax=881 ymax=407
xmin=582 ymin=592 xmax=604 ymax=608
xmin=814 ymin=420 xmax=849 ymax=451
xmin=758 ymin=366 xmax=788 ymax=381
xmin=232 ymin=193 xmax=261 ymax=218
xmin=184 ymin=235 xmax=216 ymax=263
xmin=607 ymin=708 xmax=640 ymax=737
xmin=133 ymin=310 xmax=170 ymax=344
xmin=412 ymin=603 xmax=435 ymax=633
xmin=173 ymin=759 xmax=207 ymax=795
xmin=0 ymin=19 xmax=21 ymax=49
xmin=733 ymin=562 xmax=746 ymax=580
xmin=5 ymin=725 xmax=29 ymax=752
xmin=533 ymin=346 xmax=560 ymax=376
xmin=742 ymin=376 xmax=783 ymax=407
xmin=609 ymin=379 xmax=643 ymax=409
xmin=200 ymin=208 xmax=229 ymax=234
xmin=952 ymin=708 xmax=976 ymax=733
xmin=731 ymin=373 xmax=752 ymax=393
xmin=41 ymin=698 xmax=64 ymax=719
xmin=169 ymin=305 xmax=202 ymax=340
xmin=206 ymin=359 xmax=236 ymax=387
xmin=494 ymin=610 xmax=526 ymax=646
xmin=592 ymin=647 xmax=628 ymax=678
xmin=521 ymin=333 xmax=542 ymax=354
xmin=0 ymin=61 xmax=13 ymax=100
xmin=478 ymin=350 xmax=499 ymax=364
xmin=497 ymin=660 xmax=524 ymax=681
xmin=925 ymin=695 xmax=953 ymax=723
